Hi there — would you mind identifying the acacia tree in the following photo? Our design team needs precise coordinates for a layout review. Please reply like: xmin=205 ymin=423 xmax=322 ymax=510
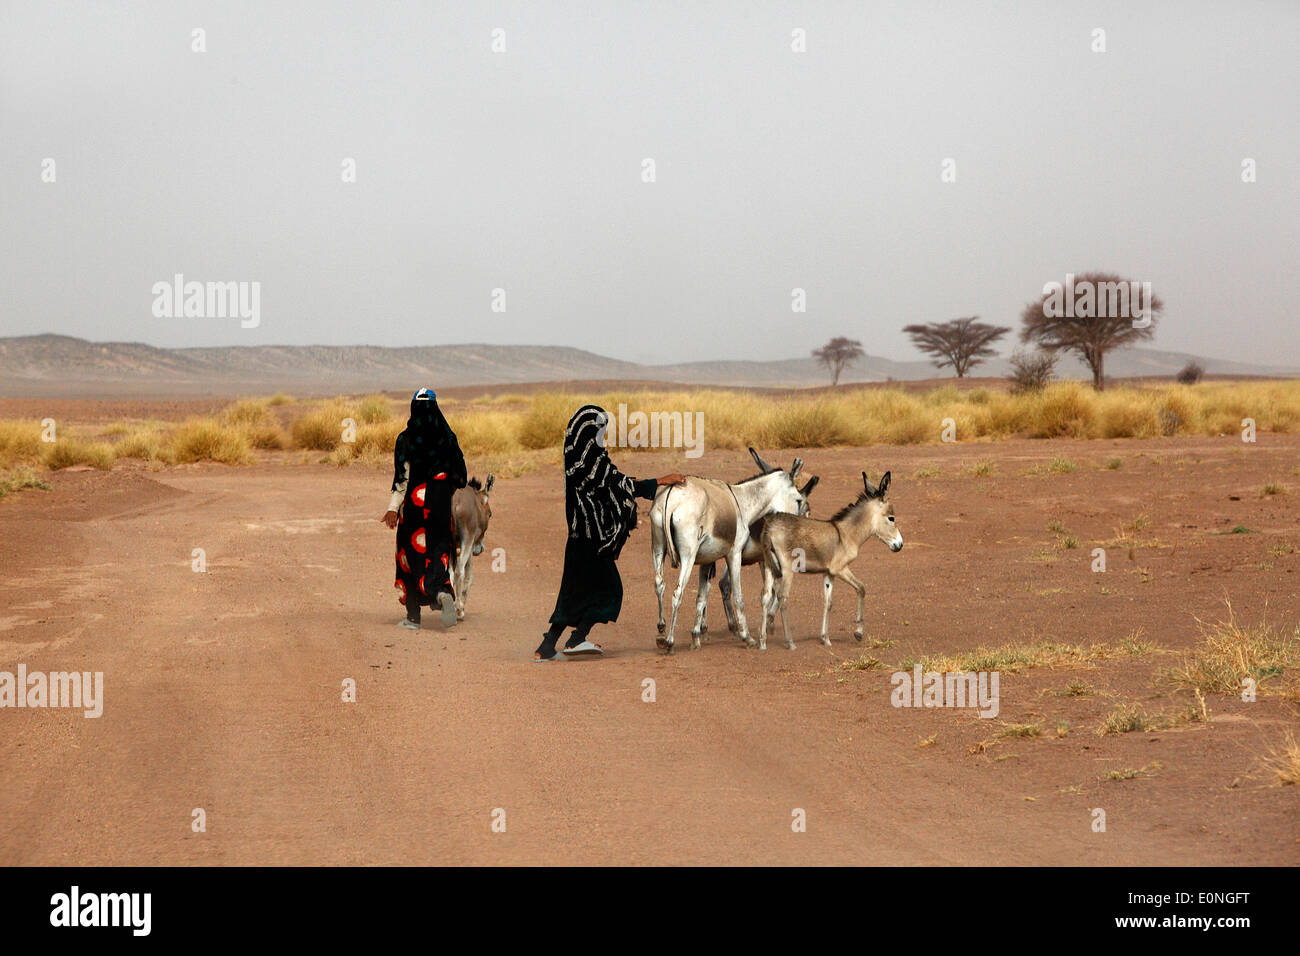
xmin=902 ymin=317 xmax=1009 ymax=378
xmin=1019 ymin=272 xmax=1163 ymax=390
xmin=812 ymin=336 xmax=865 ymax=386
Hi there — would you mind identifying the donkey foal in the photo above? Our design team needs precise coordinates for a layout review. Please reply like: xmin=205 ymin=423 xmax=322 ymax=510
xmin=758 ymin=471 xmax=902 ymax=651
xmin=450 ymin=474 xmax=494 ymax=621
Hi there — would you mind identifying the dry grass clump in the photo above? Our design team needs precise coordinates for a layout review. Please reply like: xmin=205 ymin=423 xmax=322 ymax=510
xmin=1259 ymin=733 xmax=1300 ymax=786
xmin=1030 ymin=383 xmax=1097 ymax=438
xmin=355 ymin=394 xmax=394 ymax=424
xmin=1104 ymin=762 xmax=1162 ymax=781
xmin=352 ymin=418 xmax=404 ymax=458
xmin=1096 ymin=699 xmax=1205 ymax=736
xmin=164 ymin=419 xmax=253 ymax=464
xmin=0 ymin=466 xmax=49 ymax=499
xmin=44 ymin=437 xmax=115 ymax=470
xmin=453 ymin=412 xmax=520 ymax=455
xmin=221 ymin=398 xmax=273 ymax=427
xmin=114 ymin=427 xmax=166 ymax=461
xmin=903 ymin=638 xmax=1108 ymax=675
xmin=517 ymin=392 xmax=580 ymax=450
xmin=0 ymin=420 xmax=45 ymax=468
xmin=1164 ymin=604 xmax=1299 ymax=698
xmin=290 ymin=400 xmax=351 ymax=451
xmin=214 ymin=400 xmax=285 ymax=451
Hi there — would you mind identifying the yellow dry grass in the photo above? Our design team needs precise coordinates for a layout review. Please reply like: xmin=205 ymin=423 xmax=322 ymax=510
xmin=1 ymin=379 xmax=1297 ymax=475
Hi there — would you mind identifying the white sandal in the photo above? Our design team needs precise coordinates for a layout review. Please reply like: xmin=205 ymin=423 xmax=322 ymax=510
xmin=562 ymin=641 xmax=603 ymax=657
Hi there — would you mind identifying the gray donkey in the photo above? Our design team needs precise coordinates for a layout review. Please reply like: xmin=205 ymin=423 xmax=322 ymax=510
xmin=450 ymin=474 xmax=494 ymax=621
xmin=758 ymin=471 xmax=902 ymax=651
xmin=650 ymin=448 xmax=811 ymax=654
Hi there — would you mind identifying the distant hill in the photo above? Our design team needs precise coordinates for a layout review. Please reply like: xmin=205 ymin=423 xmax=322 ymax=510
xmin=0 ymin=334 xmax=1295 ymax=397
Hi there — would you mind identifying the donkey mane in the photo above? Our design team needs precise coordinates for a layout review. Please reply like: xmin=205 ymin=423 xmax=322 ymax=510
xmin=828 ymin=492 xmax=873 ymax=524
xmin=466 ymin=476 xmax=483 ymax=491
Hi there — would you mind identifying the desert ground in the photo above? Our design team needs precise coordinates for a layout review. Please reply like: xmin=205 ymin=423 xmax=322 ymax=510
xmin=1 ymin=408 xmax=1297 ymax=865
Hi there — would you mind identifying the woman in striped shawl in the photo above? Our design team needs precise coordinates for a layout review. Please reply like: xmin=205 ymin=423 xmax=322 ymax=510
xmin=535 ymin=404 xmax=683 ymax=661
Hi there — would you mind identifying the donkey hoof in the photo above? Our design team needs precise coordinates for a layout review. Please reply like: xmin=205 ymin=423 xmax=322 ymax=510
xmin=472 ymin=544 xmax=483 ymax=556
xmin=821 ymin=637 xmax=832 ymax=648
xmin=691 ymin=639 xmax=701 ymax=650
xmin=854 ymin=630 xmax=864 ymax=642
xmin=786 ymin=642 xmax=797 ymax=651
xmin=456 ymin=609 xmax=466 ymax=621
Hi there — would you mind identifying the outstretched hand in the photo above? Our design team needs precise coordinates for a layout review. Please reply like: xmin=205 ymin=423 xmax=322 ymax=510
xmin=657 ymin=473 xmax=686 ymax=486
xmin=381 ymin=510 xmax=399 ymax=529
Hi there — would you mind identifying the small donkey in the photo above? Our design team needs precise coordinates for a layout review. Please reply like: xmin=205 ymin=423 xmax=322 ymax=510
xmin=758 ymin=471 xmax=902 ymax=651
xmin=450 ymin=474 xmax=494 ymax=621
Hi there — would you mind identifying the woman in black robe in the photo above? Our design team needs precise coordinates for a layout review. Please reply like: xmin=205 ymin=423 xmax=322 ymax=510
xmin=534 ymin=404 xmax=683 ymax=661
xmin=382 ymin=388 xmax=467 ymax=629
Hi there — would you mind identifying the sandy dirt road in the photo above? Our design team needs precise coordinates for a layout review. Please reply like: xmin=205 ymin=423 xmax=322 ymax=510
xmin=1 ymin=437 xmax=1297 ymax=865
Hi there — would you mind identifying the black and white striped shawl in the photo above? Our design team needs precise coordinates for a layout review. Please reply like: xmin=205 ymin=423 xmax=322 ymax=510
xmin=563 ymin=404 xmax=639 ymax=556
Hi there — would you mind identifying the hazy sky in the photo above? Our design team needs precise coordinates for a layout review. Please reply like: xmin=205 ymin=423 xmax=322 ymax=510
xmin=2 ymin=1 xmax=1297 ymax=366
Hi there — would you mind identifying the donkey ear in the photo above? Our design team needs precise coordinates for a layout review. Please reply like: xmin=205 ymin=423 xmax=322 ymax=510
xmin=789 ymin=458 xmax=803 ymax=480
xmin=749 ymin=447 xmax=773 ymax=473
xmin=877 ymin=471 xmax=891 ymax=497
xmin=484 ymin=474 xmax=495 ymax=495
xmin=800 ymin=475 xmax=819 ymax=497
xmin=861 ymin=471 xmax=878 ymax=498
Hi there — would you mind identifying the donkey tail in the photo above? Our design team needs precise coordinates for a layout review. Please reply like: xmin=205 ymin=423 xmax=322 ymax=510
xmin=665 ymin=512 xmax=681 ymax=570
xmin=766 ymin=535 xmax=783 ymax=579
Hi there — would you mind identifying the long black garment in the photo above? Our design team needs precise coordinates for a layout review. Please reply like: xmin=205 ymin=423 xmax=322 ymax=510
xmin=393 ymin=390 xmax=467 ymax=612
xmin=548 ymin=405 xmax=657 ymax=630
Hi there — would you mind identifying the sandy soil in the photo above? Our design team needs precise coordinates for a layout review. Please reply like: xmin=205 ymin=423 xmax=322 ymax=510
xmin=1 ymin=435 xmax=1297 ymax=865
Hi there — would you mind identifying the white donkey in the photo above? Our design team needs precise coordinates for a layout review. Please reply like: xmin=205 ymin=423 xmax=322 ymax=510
xmin=694 ymin=474 xmax=818 ymax=638
xmin=650 ymin=448 xmax=811 ymax=654
xmin=758 ymin=471 xmax=902 ymax=651
xmin=450 ymin=474 xmax=494 ymax=621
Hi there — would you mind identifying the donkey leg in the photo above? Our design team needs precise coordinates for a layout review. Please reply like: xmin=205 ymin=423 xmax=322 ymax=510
xmin=718 ymin=564 xmax=740 ymax=635
xmin=725 ymin=551 xmax=754 ymax=647
xmin=838 ymin=568 xmax=868 ymax=641
xmin=661 ymin=542 xmax=698 ymax=654
xmin=458 ymin=552 xmax=474 ymax=621
xmin=777 ymin=575 xmax=796 ymax=651
xmin=696 ymin=564 xmax=711 ymax=637
xmin=759 ymin=562 xmax=775 ymax=652
xmin=449 ymin=548 xmax=464 ymax=616
xmin=691 ymin=565 xmax=712 ymax=649
xmin=820 ymin=574 xmax=834 ymax=647
xmin=652 ymin=534 xmax=667 ymax=636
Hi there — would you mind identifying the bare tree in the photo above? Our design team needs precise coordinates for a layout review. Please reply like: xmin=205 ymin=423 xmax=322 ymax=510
xmin=1019 ymin=272 xmax=1163 ymax=390
xmin=1175 ymin=361 xmax=1204 ymax=385
xmin=902 ymin=317 xmax=1010 ymax=378
xmin=1008 ymin=349 xmax=1059 ymax=394
xmin=812 ymin=336 xmax=865 ymax=386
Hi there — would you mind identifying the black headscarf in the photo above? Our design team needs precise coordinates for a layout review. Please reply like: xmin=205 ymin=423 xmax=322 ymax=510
xmin=564 ymin=404 xmax=639 ymax=555
xmin=392 ymin=388 xmax=466 ymax=491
